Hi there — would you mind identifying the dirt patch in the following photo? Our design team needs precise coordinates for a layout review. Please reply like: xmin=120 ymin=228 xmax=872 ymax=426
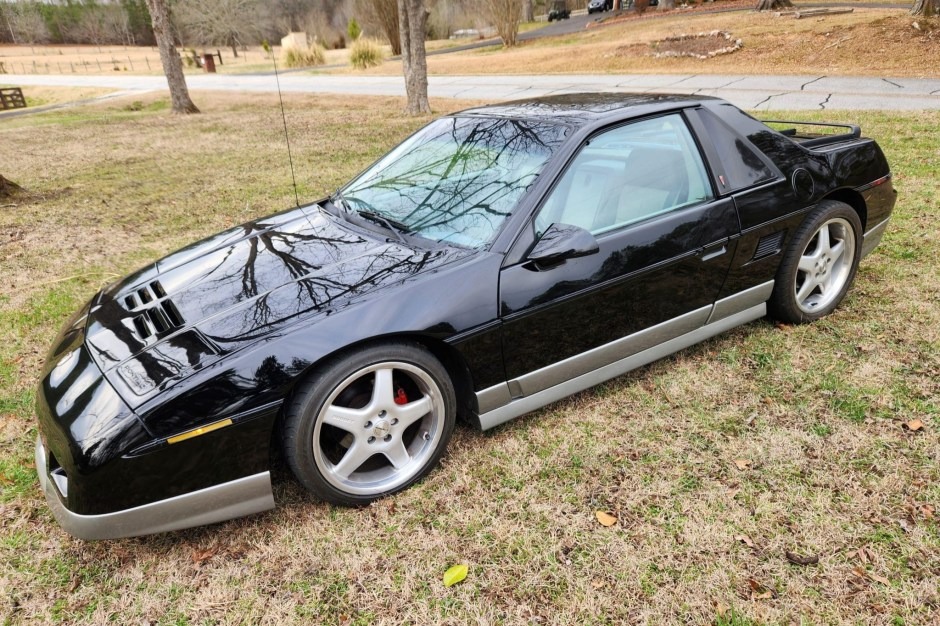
xmin=650 ymin=30 xmax=743 ymax=58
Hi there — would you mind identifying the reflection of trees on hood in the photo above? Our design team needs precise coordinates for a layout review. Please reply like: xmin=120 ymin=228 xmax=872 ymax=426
xmin=191 ymin=220 xmax=362 ymax=306
xmin=345 ymin=117 xmax=565 ymax=245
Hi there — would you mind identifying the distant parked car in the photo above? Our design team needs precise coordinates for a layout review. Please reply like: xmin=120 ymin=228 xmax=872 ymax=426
xmin=588 ymin=0 xmax=609 ymax=14
xmin=548 ymin=0 xmax=571 ymax=21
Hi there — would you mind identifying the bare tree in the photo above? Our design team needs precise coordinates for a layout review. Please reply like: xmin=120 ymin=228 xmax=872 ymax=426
xmin=658 ymin=0 xmax=675 ymax=9
xmin=356 ymin=0 xmax=401 ymax=55
xmin=482 ymin=0 xmax=525 ymax=47
xmin=175 ymin=0 xmax=263 ymax=58
xmin=144 ymin=0 xmax=199 ymax=114
xmin=73 ymin=6 xmax=125 ymax=47
xmin=3 ymin=2 xmax=50 ymax=44
xmin=398 ymin=0 xmax=430 ymax=115
xmin=523 ymin=0 xmax=534 ymax=23
xmin=911 ymin=0 xmax=939 ymax=16
xmin=755 ymin=0 xmax=792 ymax=10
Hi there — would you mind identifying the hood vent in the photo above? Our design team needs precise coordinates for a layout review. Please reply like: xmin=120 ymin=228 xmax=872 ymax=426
xmin=125 ymin=280 xmax=185 ymax=341
xmin=124 ymin=280 xmax=167 ymax=310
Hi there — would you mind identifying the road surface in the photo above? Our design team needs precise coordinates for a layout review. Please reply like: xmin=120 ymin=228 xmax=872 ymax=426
xmin=4 ymin=72 xmax=939 ymax=114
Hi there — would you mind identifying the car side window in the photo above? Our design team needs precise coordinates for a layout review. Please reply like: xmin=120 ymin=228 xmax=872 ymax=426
xmin=534 ymin=114 xmax=715 ymax=237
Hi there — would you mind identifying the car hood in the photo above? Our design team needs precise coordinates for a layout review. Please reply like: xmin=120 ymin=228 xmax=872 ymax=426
xmin=82 ymin=204 xmax=471 ymax=404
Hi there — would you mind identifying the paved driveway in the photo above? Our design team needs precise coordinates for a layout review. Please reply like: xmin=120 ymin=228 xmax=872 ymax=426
xmin=4 ymin=72 xmax=940 ymax=113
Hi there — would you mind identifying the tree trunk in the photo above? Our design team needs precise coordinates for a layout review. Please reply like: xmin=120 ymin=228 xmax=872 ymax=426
xmin=755 ymin=0 xmax=793 ymax=10
xmin=523 ymin=0 xmax=534 ymax=22
xmin=911 ymin=0 xmax=939 ymax=16
xmin=659 ymin=0 xmax=675 ymax=8
xmin=397 ymin=0 xmax=430 ymax=115
xmin=144 ymin=0 xmax=199 ymax=114
xmin=0 ymin=174 xmax=23 ymax=198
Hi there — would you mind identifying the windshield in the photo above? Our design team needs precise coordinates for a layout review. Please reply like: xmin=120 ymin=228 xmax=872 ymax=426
xmin=340 ymin=116 xmax=568 ymax=248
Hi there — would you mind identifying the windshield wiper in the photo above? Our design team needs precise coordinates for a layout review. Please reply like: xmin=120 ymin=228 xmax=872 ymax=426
xmin=356 ymin=210 xmax=410 ymax=244
xmin=330 ymin=189 xmax=351 ymax=214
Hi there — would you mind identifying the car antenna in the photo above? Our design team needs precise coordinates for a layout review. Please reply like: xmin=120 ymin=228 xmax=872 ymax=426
xmin=272 ymin=56 xmax=300 ymax=207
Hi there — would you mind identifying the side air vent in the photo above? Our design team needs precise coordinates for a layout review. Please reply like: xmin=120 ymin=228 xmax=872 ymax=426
xmin=753 ymin=231 xmax=785 ymax=261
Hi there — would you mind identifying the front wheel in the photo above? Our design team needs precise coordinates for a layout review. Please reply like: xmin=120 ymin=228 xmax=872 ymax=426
xmin=282 ymin=341 xmax=456 ymax=506
xmin=768 ymin=200 xmax=862 ymax=324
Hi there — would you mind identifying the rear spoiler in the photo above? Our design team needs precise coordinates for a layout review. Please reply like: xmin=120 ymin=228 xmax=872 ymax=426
xmin=761 ymin=120 xmax=861 ymax=148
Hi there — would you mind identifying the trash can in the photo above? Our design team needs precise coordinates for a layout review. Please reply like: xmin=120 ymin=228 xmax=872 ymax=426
xmin=202 ymin=53 xmax=216 ymax=73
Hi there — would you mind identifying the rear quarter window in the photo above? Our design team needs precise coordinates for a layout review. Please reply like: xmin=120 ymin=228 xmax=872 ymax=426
xmin=697 ymin=108 xmax=779 ymax=192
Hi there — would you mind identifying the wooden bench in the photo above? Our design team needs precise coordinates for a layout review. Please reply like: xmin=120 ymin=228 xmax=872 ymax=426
xmin=1 ymin=87 xmax=27 ymax=110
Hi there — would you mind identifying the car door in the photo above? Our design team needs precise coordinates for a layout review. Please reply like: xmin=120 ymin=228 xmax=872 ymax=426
xmin=497 ymin=112 xmax=740 ymax=397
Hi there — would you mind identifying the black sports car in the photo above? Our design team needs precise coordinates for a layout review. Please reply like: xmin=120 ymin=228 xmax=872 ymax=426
xmin=36 ymin=94 xmax=895 ymax=539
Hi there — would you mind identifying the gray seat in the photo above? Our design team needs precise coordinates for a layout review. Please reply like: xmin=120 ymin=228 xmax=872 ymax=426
xmin=592 ymin=146 xmax=690 ymax=232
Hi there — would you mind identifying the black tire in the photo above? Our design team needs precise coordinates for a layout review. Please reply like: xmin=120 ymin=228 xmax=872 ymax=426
xmin=282 ymin=341 xmax=456 ymax=506
xmin=768 ymin=200 xmax=862 ymax=324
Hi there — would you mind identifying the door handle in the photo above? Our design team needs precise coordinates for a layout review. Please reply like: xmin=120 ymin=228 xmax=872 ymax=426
xmin=700 ymin=246 xmax=727 ymax=262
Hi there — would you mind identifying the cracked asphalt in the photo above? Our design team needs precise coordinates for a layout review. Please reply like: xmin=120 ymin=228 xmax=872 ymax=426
xmin=4 ymin=71 xmax=940 ymax=112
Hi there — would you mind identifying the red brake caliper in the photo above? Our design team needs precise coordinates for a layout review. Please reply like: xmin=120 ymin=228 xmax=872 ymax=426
xmin=394 ymin=387 xmax=408 ymax=405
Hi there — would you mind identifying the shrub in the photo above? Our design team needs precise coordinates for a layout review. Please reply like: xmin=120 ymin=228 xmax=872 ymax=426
xmin=349 ymin=38 xmax=385 ymax=70
xmin=282 ymin=44 xmax=326 ymax=68
xmin=347 ymin=18 xmax=362 ymax=42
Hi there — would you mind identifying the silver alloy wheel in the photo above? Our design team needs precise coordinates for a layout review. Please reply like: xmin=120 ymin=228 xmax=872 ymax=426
xmin=793 ymin=217 xmax=857 ymax=314
xmin=311 ymin=361 xmax=445 ymax=496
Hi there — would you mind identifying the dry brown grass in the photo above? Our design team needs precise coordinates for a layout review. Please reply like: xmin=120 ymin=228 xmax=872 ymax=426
xmin=0 ymin=85 xmax=117 ymax=109
xmin=0 ymin=44 xmax=352 ymax=76
xmin=346 ymin=10 xmax=940 ymax=77
xmin=1 ymin=94 xmax=938 ymax=625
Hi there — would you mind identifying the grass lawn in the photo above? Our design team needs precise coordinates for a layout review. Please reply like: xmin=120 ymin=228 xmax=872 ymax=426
xmin=0 ymin=93 xmax=937 ymax=625
xmin=344 ymin=10 xmax=940 ymax=78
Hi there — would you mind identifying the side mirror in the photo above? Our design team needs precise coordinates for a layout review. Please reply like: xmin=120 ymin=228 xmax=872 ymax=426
xmin=527 ymin=223 xmax=599 ymax=266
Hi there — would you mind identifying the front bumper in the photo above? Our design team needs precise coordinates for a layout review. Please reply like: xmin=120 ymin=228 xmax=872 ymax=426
xmin=36 ymin=437 xmax=275 ymax=540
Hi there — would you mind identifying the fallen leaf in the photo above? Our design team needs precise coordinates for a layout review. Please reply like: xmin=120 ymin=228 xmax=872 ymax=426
xmin=747 ymin=578 xmax=778 ymax=599
xmin=443 ymin=564 xmax=468 ymax=587
xmin=191 ymin=548 xmax=216 ymax=565
xmin=920 ymin=504 xmax=935 ymax=520
xmin=904 ymin=419 xmax=924 ymax=432
xmin=715 ymin=602 xmax=729 ymax=617
xmin=855 ymin=548 xmax=869 ymax=565
xmin=735 ymin=534 xmax=755 ymax=549
xmin=785 ymin=550 xmax=819 ymax=566
xmin=591 ymin=579 xmax=606 ymax=589
xmin=852 ymin=566 xmax=890 ymax=586
xmin=595 ymin=511 xmax=617 ymax=527
xmin=734 ymin=459 xmax=752 ymax=470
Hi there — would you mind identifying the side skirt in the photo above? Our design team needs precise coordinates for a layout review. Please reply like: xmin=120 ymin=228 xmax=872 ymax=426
xmin=860 ymin=216 xmax=891 ymax=259
xmin=473 ymin=299 xmax=768 ymax=431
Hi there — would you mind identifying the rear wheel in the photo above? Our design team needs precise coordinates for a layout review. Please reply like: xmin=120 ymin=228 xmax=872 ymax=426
xmin=282 ymin=341 xmax=456 ymax=506
xmin=768 ymin=200 xmax=862 ymax=323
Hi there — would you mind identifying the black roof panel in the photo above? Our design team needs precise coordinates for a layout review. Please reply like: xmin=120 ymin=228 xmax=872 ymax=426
xmin=456 ymin=92 xmax=721 ymax=126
